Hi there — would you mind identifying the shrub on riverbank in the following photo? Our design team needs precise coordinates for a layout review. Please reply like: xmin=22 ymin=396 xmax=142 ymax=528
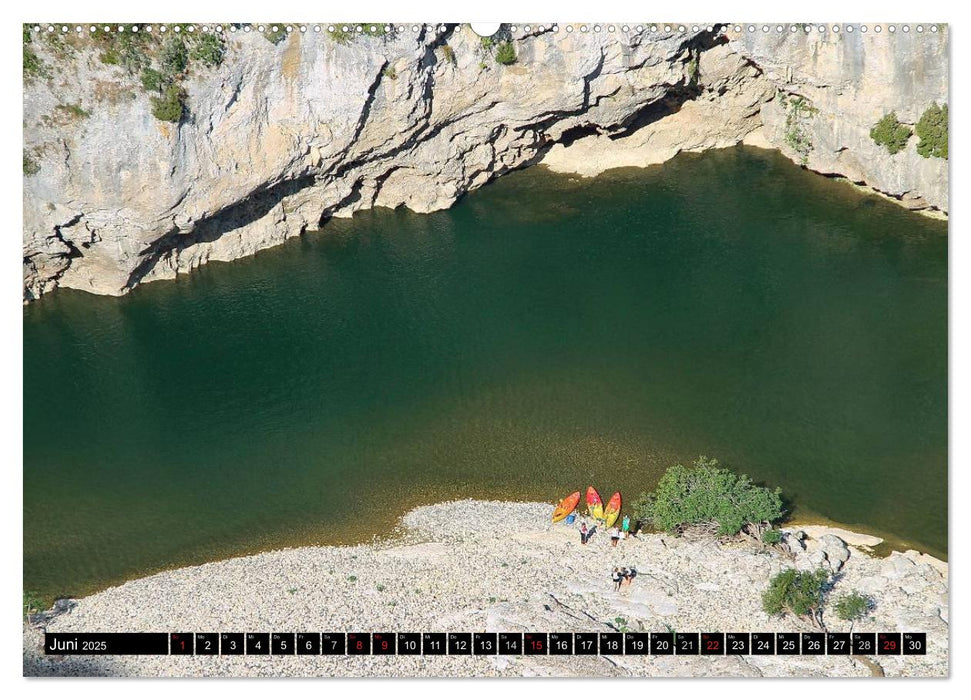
xmin=762 ymin=567 xmax=828 ymax=625
xmin=632 ymin=457 xmax=784 ymax=536
xmin=834 ymin=590 xmax=874 ymax=632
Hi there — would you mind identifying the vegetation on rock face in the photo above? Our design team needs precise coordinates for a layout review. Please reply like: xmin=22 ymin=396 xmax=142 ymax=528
xmin=870 ymin=112 xmax=912 ymax=155
xmin=328 ymin=23 xmax=388 ymax=44
xmin=632 ymin=456 xmax=784 ymax=536
xmin=762 ymin=567 xmax=829 ymax=624
xmin=495 ymin=42 xmax=517 ymax=65
xmin=140 ymin=67 xmax=164 ymax=93
xmin=151 ymin=83 xmax=187 ymax=123
xmin=834 ymin=591 xmax=874 ymax=629
xmin=160 ymin=37 xmax=189 ymax=75
xmin=441 ymin=44 xmax=455 ymax=65
xmin=915 ymin=103 xmax=948 ymax=159
xmin=190 ymin=33 xmax=226 ymax=67
xmin=23 ymin=151 xmax=41 ymax=176
xmin=761 ymin=528 xmax=782 ymax=545
xmin=23 ymin=26 xmax=46 ymax=80
xmin=780 ymin=91 xmax=818 ymax=165
xmin=261 ymin=24 xmax=289 ymax=45
xmin=55 ymin=103 xmax=90 ymax=120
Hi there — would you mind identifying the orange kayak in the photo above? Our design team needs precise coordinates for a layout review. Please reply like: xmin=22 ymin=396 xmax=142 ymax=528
xmin=586 ymin=486 xmax=604 ymax=521
xmin=604 ymin=491 xmax=622 ymax=528
xmin=552 ymin=491 xmax=581 ymax=522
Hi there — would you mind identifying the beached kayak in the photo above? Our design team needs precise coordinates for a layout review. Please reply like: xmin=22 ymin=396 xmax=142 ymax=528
xmin=604 ymin=492 xmax=622 ymax=528
xmin=552 ymin=491 xmax=581 ymax=523
xmin=586 ymin=486 xmax=604 ymax=521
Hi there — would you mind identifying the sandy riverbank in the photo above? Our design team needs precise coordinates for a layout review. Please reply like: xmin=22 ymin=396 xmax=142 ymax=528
xmin=23 ymin=500 xmax=948 ymax=678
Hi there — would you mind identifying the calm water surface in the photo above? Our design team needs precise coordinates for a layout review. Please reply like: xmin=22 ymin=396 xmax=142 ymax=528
xmin=23 ymin=148 xmax=948 ymax=601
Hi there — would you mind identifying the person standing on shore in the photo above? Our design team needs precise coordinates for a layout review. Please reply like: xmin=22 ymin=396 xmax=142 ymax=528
xmin=624 ymin=566 xmax=638 ymax=590
xmin=611 ymin=567 xmax=623 ymax=592
xmin=622 ymin=514 xmax=630 ymax=538
xmin=610 ymin=526 xmax=620 ymax=547
xmin=580 ymin=521 xmax=589 ymax=545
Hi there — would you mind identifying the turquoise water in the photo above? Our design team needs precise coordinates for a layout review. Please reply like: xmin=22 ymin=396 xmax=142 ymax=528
xmin=23 ymin=147 xmax=947 ymax=601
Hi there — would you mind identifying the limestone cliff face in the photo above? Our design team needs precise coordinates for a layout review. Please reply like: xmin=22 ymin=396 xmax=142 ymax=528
xmin=22 ymin=25 xmax=948 ymax=302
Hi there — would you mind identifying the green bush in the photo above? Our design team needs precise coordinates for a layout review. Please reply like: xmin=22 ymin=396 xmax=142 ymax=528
xmin=915 ymin=103 xmax=948 ymax=159
xmin=23 ymin=27 xmax=45 ymax=80
xmin=151 ymin=84 xmax=187 ymax=123
xmin=633 ymin=457 xmax=784 ymax=535
xmin=870 ymin=112 xmax=912 ymax=155
xmin=441 ymin=44 xmax=455 ymax=64
xmin=99 ymin=48 xmax=120 ymax=65
xmin=23 ymin=45 xmax=44 ymax=79
xmin=480 ymin=36 xmax=494 ymax=49
xmin=495 ymin=42 xmax=516 ymax=65
xmin=261 ymin=24 xmax=289 ymax=44
xmin=23 ymin=151 xmax=40 ymax=176
xmin=160 ymin=37 xmax=188 ymax=75
xmin=834 ymin=591 xmax=874 ymax=622
xmin=190 ymin=33 xmax=225 ymax=67
xmin=382 ymin=65 xmax=397 ymax=80
xmin=23 ymin=590 xmax=45 ymax=618
xmin=761 ymin=528 xmax=782 ymax=545
xmin=762 ymin=567 xmax=828 ymax=620
xmin=55 ymin=103 xmax=89 ymax=119
xmin=141 ymin=68 xmax=165 ymax=93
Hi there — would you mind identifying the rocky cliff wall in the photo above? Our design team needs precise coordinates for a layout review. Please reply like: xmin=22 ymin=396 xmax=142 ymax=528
xmin=22 ymin=24 xmax=948 ymax=302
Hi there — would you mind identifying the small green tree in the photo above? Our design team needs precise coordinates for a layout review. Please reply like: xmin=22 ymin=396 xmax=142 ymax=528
xmin=761 ymin=528 xmax=782 ymax=545
xmin=834 ymin=591 xmax=874 ymax=633
xmin=870 ymin=112 xmax=912 ymax=155
xmin=915 ymin=103 xmax=948 ymax=159
xmin=633 ymin=457 xmax=784 ymax=536
xmin=495 ymin=42 xmax=517 ymax=65
xmin=151 ymin=84 xmax=187 ymax=123
xmin=762 ymin=568 xmax=829 ymax=626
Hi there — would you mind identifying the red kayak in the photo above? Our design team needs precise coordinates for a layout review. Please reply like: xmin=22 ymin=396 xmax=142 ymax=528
xmin=604 ymin=492 xmax=622 ymax=527
xmin=552 ymin=491 xmax=581 ymax=522
xmin=586 ymin=486 xmax=604 ymax=520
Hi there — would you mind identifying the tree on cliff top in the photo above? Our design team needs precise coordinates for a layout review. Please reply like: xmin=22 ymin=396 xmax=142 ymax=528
xmin=632 ymin=457 xmax=784 ymax=536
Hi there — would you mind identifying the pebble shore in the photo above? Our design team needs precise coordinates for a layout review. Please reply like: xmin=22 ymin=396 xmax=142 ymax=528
xmin=23 ymin=500 xmax=948 ymax=677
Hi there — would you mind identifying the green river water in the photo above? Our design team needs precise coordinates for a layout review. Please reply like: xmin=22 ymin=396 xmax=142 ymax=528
xmin=23 ymin=148 xmax=947 ymax=602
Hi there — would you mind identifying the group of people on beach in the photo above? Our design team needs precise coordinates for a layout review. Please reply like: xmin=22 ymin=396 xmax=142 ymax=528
xmin=578 ymin=514 xmax=633 ymax=546
xmin=611 ymin=566 xmax=638 ymax=591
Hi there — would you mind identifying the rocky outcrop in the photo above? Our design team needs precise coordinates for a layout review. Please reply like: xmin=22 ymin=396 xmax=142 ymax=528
xmin=22 ymin=24 xmax=948 ymax=302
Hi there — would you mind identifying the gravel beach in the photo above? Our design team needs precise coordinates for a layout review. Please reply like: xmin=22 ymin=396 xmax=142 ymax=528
xmin=23 ymin=500 xmax=948 ymax=678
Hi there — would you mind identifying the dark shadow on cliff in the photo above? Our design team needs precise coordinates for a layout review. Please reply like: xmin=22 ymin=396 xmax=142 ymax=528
xmin=125 ymin=174 xmax=316 ymax=290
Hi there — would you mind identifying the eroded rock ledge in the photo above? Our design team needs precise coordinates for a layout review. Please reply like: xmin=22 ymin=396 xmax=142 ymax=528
xmin=23 ymin=25 xmax=948 ymax=302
